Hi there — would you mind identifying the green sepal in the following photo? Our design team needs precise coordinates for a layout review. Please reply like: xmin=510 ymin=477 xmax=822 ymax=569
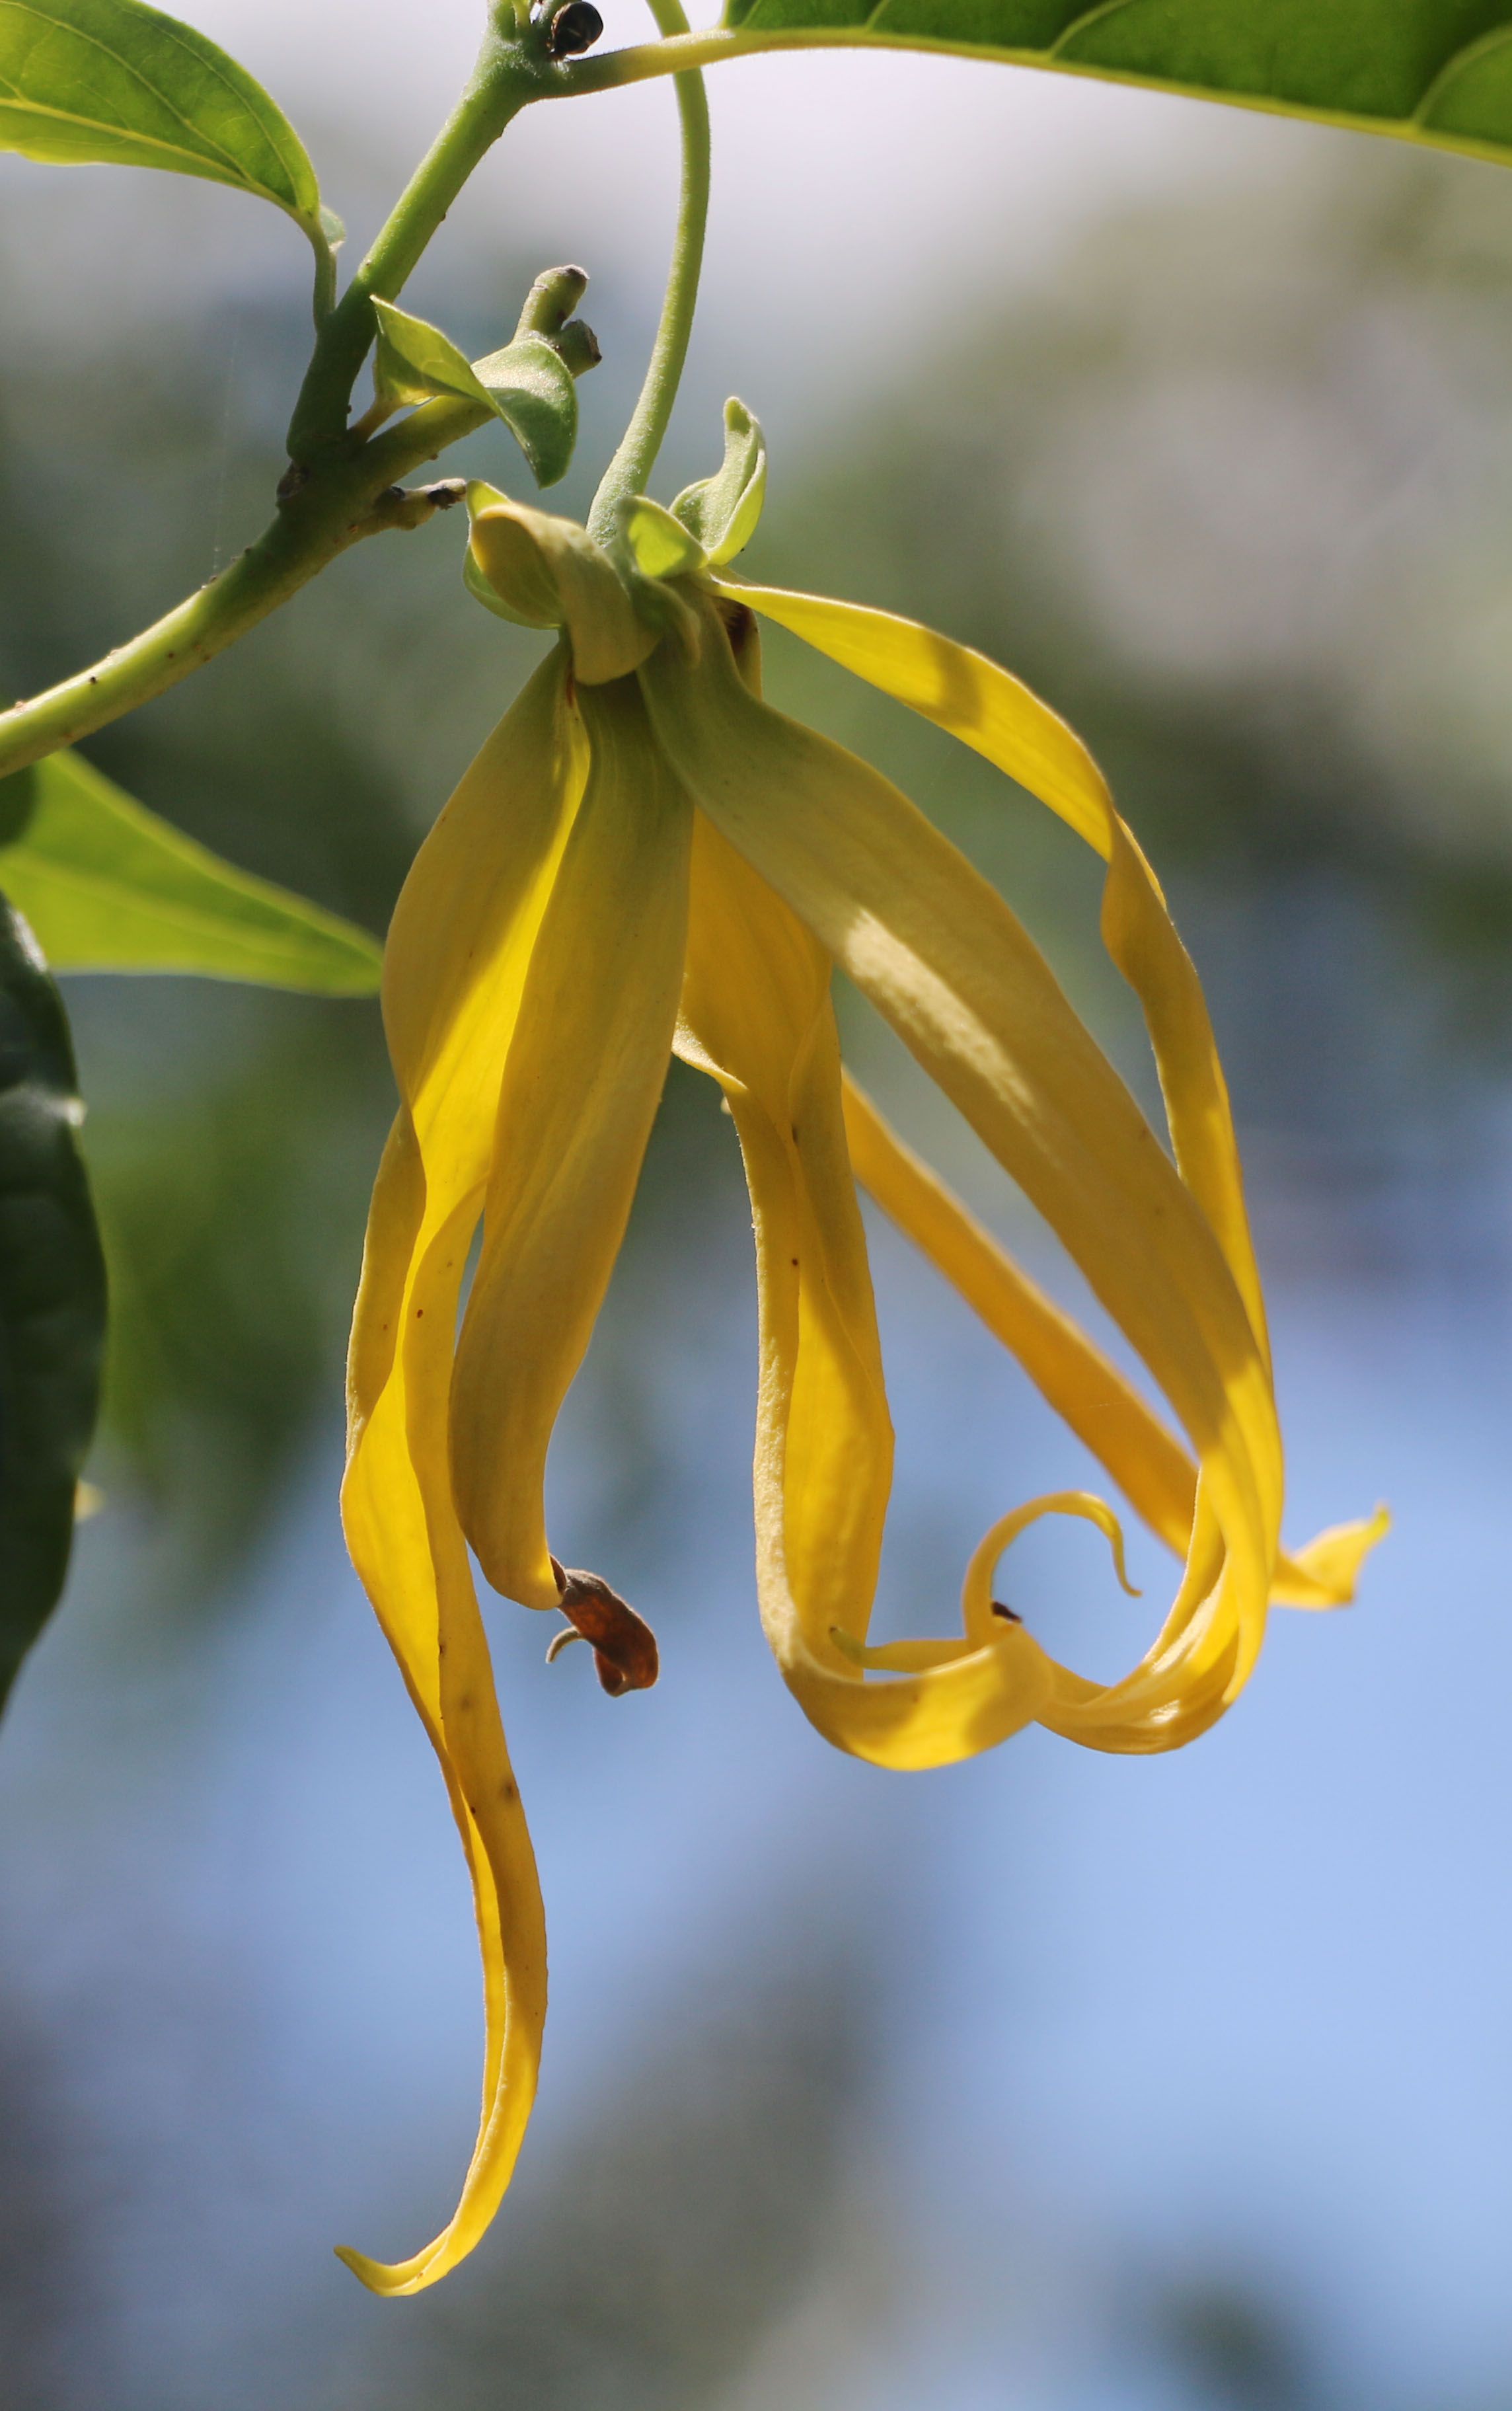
xmin=461 ymin=479 xmax=562 ymax=627
xmin=466 ymin=487 xmax=657 ymax=682
xmin=0 ymin=894 xmax=106 ymax=1715
xmin=672 ymin=398 xmax=767 ymax=564
xmin=0 ymin=0 xmax=334 ymax=267
xmin=0 ymin=749 xmax=383 ymax=993
xmin=619 ymin=495 xmax=707 ymax=580
xmin=372 ymin=301 xmax=579 ymax=489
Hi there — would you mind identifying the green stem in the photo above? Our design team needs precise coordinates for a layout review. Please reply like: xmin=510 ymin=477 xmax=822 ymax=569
xmin=0 ymin=18 xmax=555 ymax=782
xmin=586 ymin=0 xmax=711 ymax=544
xmin=287 ymin=26 xmax=541 ymax=461
xmin=0 ymin=14 xmax=720 ymax=781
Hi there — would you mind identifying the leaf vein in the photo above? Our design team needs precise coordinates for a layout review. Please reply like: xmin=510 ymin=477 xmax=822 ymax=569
xmin=1412 ymin=20 xmax=1512 ymax=124
xmin=0 ymin=0 xmax=295 ymax=198
xmin=1046 ymin=0 xmax=1142 ymax=62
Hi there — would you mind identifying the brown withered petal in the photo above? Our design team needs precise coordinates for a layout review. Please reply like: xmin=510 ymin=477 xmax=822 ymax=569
xmin=550 ymin=1554 xmax=660 ymax=1695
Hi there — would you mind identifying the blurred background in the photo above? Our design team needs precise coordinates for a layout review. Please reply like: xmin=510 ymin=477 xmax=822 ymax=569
xmin=2 ymin=4 xmax=1511 ymax=2403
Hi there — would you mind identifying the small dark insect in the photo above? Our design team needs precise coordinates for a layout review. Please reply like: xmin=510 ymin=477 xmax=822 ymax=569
xmin=545 ymin=1 xmax=604 ymax=56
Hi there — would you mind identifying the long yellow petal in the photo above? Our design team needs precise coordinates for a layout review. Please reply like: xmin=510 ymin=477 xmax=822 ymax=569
xmin=338 ymin=650 xmax=585 ymax=2293
xmin=736 ymin=577 xmax=1384 ymax=1618
xmin=450 ymin=675 xmax=694 ymax=1610
xmin=640 ymin=593 xmax=1277 ymax=1747
xmin=841 ymin=1069 xmax=1196 ymax=1556
xmin=719 ymin=578 xmax=1267 ymax=1354
xmin=677 ymin=808 xmax=1053 ymax=1768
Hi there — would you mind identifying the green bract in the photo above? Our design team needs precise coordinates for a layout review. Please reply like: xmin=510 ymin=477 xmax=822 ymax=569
xmin=0 ymin=896 xmax=105 ymax=1716
xmin=619 ymin=494 xmax=708 ymax=579
xmin=0 ymin=750 xmax=382 ymax=993
xmin=372 ymin=301 xmax=581 ymax=490
xmin=465 ymin=483 xmax=658 ymax=681
xmin=672 ymin=397 xmax=767 ymax=564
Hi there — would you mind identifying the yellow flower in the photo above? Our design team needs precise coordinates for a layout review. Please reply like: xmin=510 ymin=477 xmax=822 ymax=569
xmin=337 ymin=401 xmax=1386 ymax=2293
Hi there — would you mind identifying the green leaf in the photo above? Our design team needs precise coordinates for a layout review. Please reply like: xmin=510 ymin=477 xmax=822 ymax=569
xmin=717 ymin=0 xmax=1512 ymax=172
xmin=373 ymin=299 xmax=580 ymax=488
xmin=673 ymin=398 xmax=767 ymax=564
xmin=0 ymin=894 xmax=106 ymax=1714
xmin=0 ymin=0 xmax=334 ymax=267
xmin=0 ymin=748 xmax=383 ymax=994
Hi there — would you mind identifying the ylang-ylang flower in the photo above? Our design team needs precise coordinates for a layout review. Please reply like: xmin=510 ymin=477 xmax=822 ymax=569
xmin=339 ymin=400 xmax=1386 ymax=2293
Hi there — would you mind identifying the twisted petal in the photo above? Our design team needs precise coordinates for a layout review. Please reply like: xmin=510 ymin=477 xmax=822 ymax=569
xmin=729 ymin=579 xmax=1384 ymax=1611
xmin=720 ymin=581 xmax=1270 ymax=1340
xmin=339 ymin=650 xmax=585 ymax=2293
xmin=450 ymin=675 xmax=694 ymax=1608
xmin=676 ymin=808 xmax=1051 ymax=1767
xmin=640 ymin=590 xmax=1291 ymax=1749
xmin=841 ymin=1073 xmax=1387 ymax=1611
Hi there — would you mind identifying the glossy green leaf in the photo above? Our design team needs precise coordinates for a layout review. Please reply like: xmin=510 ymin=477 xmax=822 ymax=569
xmin=717 ymin=0 xmax=1512 ymax=171
xmin=0 ymin=0 xmax=334 ymax=266
xmin=373 ymin=299 xmax=580 ymax=489
xmin=673 ymin=398 xmax=767 ymax=564
xmin=0 ymin=748 xmax=382 ymax=993
xmin=0 ymin=894 xmax=106 ymax=1714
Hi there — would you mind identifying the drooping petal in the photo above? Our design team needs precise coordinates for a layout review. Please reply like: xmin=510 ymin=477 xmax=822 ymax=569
xmin=842 ymin=1071 xmax=1387 ymax=1610
xmin=640 ymin=591 xmax=1279 ymax=1747
xmin=450 ymin=675 xmax=694 ymax=1611
xmin=716 ymin=577 xmax=1268 ymax=1355
xmin=338 ymin=649 xmax=586 ymax=2293
xmin=676 ymin=807 xmax=1052 ymax=1767
xmin=724 ymin=578 xmax=1385 ymax=1619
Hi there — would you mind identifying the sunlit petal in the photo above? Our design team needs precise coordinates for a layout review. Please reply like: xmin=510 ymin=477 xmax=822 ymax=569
xmin=338 ymin=650 xmax=584 ymax=2293
xmin=843 ymin=1071 xmax=1386 ymax=1609
xmin=451 ymin=675 xmax=694 ymax=1609
xmin=677 ymin=808 xmax=1053 ymax=1768
xmin=641 ymin=590 xmax=1277 ymax=1743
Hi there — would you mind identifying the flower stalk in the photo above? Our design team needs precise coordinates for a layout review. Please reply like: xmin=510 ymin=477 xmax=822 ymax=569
xmin=285 ymin=28 xmax=539 ymax=463
xmin=587 ymin=0 xmax=712 ymax=542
